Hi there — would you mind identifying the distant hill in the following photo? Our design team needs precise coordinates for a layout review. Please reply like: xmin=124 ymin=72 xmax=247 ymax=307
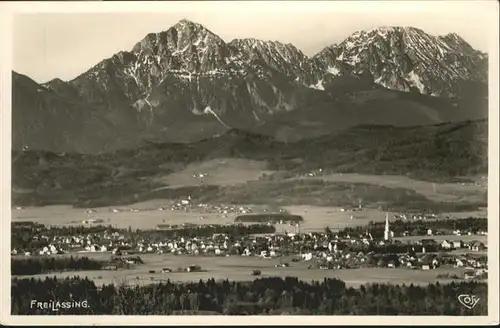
xmin=12 ymin=119 xmax=487 ymax=207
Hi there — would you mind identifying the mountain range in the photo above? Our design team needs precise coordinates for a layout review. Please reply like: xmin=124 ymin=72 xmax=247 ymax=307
xmin=12 ymin=19 xmax=488 ymax=153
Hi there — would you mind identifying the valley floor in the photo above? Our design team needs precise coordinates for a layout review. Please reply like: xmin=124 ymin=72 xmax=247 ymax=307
xmin=295 ymin=173 xmax=487 ymax=203
xmin=11 ymin=171 xmax=489 ymax=291
xmin=11 ymin=201 xmax=487 ymax=232
xmin=12 ymin=252 xmax=472 ymax=289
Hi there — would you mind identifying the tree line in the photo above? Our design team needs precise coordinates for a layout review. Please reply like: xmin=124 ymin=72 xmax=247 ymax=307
xmin=234 ymin=213 xmax=304 ymax=224
xmin=11 ymin=256 xmax=105 ymax=276
xmin=336 ymin=217 xmax=487 ymax=239
xmin=11 ymin=276 xmax=487 ymax=315
xmin=139 ymin=224 xmax=275 ymax=240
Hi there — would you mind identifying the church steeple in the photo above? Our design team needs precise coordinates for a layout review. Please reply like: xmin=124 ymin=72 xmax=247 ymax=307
xmin=384 ymin=212 xmax=390 ymax=241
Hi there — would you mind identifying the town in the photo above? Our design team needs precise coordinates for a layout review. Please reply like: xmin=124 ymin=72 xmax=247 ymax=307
xmin=11 ymin=211 xmax=488 ymax=281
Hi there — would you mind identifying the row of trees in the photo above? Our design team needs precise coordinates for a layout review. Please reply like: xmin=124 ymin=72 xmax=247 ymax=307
xmin=12 ymin=222 xmax=121 ymax=236
xmin=11 ymin=256 xmax=105 ymax=276
xmin=11 ymin=276 xmax=487 ymax=315
xmin=336 ymin=217 xmax=487 ymax=239
xmin=234 ymin=213 xmax=304 ymax=224
xmin=141 ymin=224 xmax=276 ymax=240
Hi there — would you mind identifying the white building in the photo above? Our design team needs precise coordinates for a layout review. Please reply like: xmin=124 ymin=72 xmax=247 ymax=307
xmin=441 ymin=240 xmax=453 ymax=249
xmin=301 ymin=252 xmax=313 ymax=261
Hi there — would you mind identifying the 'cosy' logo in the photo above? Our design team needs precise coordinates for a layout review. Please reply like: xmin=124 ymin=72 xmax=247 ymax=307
xmin=457 ymin=294 xmax=480 ymax=309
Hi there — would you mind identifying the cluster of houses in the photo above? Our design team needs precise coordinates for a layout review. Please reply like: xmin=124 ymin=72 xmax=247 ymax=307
xmin=190 ymin=203 xmax=254 ymax=217
xmin=81 ymin=218 xmax=105 ymax=225
xmin=113 ymin=198 xmax=256 ymax=217
xmin=393 ymin=213 xmax=437 ymax=221
xmin=145 ymin=265 xmax=202 ymax=275
xmin=108 ymin=207 xmax=160 ymax=214
xmin=440 ymin=239 xmax=486 ymax=252
xmin=103 ymin=256 xmax=144 ymax=270
xmin=399 ymin=228 xmax=488 ymax=238
xmin=11 ymin=243 xmax=66 ymax=256
xmin=303 ymin=168 xmax=324 ymax=177
xmin=11 ymin=230 xmax=123 ymax=256
xmin=380 ymin=252 xmax=487 ymax=271
xmin=459 ymin=176 xmax=487 ymax=188
xmin=305 ymin=244 xmax=487 ymax=273
xmin=452 ymin=229 xmax=488 ymax=236
xmin=12 ymin=224 xmax=488 ymax=279
xmin=192 ymin=172 xmax=209 ymax=179
xmin=83 ymin=207 xmax=161 ymax=215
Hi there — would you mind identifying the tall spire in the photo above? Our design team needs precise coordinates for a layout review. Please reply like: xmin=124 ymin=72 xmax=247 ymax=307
xmin=384 ymin=212 xmax=390 ymax=241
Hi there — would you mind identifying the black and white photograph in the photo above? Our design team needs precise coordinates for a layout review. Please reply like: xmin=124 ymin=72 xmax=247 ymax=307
xmin=1 ymin=1 xmax=499 ymax=325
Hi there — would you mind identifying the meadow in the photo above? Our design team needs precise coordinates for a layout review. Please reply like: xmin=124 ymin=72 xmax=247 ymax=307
xmin=153 ymin=158 xmax=274 ymax=188
xmin=12 ymin=197 xmax=486 ymax=233
xmin=11 ymin=203 xmax=387 ymax=231
xmin=299 ymin=173 xmax=487 ymax=203
xmin=13 ymin=253 xmax=468 ymax=289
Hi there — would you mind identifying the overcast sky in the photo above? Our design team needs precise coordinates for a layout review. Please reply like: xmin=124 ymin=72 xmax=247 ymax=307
xmin=10 ymin=1 xmax=497 ymax=83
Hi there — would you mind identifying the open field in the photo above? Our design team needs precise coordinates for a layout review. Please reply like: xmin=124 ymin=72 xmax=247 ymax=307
xmin=190 ymin=181 xmax=485 ymax=214
xmin=280 ymin=206 xmax=392 ymax=232
xmin=298 ymin=173 xmax=487 ymax=203
xmin=12 ymin=197 xmax=487 ymax=232
xmin=12 ymin=118 xmax=488 ymax=211
xmin=277 ymin=205 xmax=486 ymax=233
xmin=12 ymin=197 xmax=392 ymax=231
xmin=153 ymin=158 xmax=274 ymax=188
xmin=438 ymin=210 xmax=489 ymax=218
xmin=11 ymin=204 xmax=388 ymax=232
xmin=11 ymin=158 xmax=487 ymax=232
xmin=13 ymin=253 xmax=470 ymax=288
xmin=13 ymin=150 xmax=487 ymax=213
xmin=12 ymin=201 xmax=229 ymax=230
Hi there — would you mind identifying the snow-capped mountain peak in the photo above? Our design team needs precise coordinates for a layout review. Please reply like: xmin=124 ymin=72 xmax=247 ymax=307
xmin=70 ymin=21 xmax=486 ymax=100
xmin=13 ymin=21 xmax=488 ymax=153
xmin=129 ymin=19 xmax=231 ymax=74
xmin=312 ymin=26 xmax=487 ymax=96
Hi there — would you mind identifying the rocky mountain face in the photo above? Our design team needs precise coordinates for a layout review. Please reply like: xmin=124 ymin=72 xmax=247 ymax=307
xmin=12 ymin=20 xmax=488 ymax=153
xmin=12 ymin=72 xmax=145 ymax=153
xmin=311 ymin=27 xmax=487 ymax=97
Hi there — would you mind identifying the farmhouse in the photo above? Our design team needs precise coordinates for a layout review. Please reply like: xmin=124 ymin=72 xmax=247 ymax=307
xmin=186 ymin=265 xmax=202 ymax=272
xmin=470 ymin=241 xmax=486 ymax=252
xmin=464 ymin=271 xmax=476 ymax=280
xmin=441 ymin=240 xmax=454 ymax=249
